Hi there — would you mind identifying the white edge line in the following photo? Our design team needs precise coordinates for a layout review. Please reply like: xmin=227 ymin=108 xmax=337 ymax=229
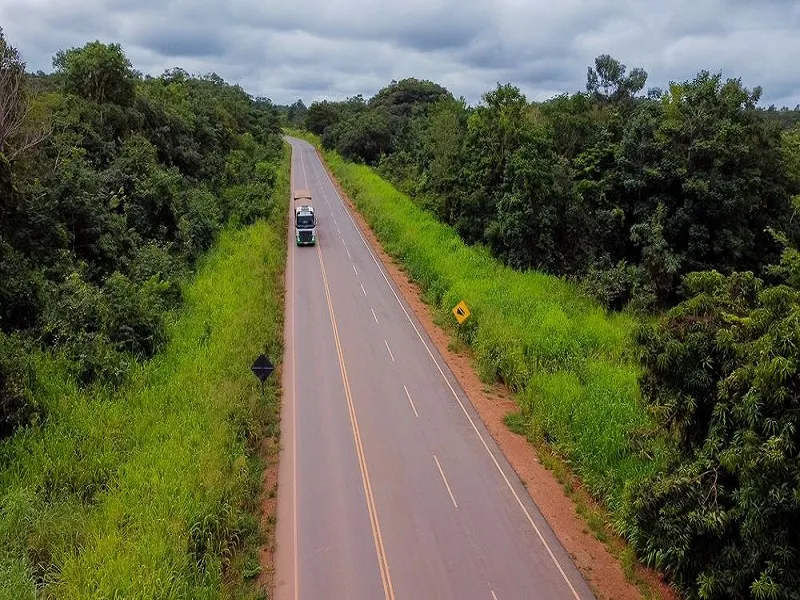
xmin=290 ymin=154 xmax=301 ymax=600
xmin=403 ymin=385 xmax=419 ymax=418
xmin=312 ymin=144 xmax=582 ymax=600
xmin=433 ymin=454 xmax=458 ymax=509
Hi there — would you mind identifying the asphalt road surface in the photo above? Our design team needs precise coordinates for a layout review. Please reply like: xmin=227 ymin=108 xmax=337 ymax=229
xmin=274 ymin=138 xmax=596 ymax=600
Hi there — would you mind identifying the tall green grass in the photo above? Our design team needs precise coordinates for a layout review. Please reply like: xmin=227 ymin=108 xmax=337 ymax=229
xmin=0 ymin=150 xmax=289 ymax=599
xmin=310 ymin=139 xmax=663 ymax=514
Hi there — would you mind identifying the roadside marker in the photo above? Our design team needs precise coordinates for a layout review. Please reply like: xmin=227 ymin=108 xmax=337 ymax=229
xmin=452 ymin=300 xmax=471 ymax=324
xmin=251 ymin=353 xmax=275 ymax=396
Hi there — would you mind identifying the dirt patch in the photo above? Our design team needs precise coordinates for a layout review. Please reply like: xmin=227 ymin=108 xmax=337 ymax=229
xmin=316 ymin=149 xmax=677 ymax=600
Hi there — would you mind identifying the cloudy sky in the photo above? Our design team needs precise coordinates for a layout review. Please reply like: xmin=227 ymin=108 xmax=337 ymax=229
xmin=2 ymin=0 xmax=799 ymax=108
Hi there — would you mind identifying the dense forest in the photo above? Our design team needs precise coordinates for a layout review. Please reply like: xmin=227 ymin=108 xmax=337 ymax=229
xmin=293 ymin=58 xmax=800 ymax=599
xmin=0 ymin=29 xmax=283 ymax=438
xmin=290 ymin=58 xmax=800 ymax=312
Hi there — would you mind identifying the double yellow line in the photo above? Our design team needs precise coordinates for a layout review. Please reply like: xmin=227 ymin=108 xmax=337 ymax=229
xmin=316 ymin=243 xmax=395 ymax=600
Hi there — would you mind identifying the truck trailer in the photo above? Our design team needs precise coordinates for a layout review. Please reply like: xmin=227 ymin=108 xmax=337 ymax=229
xmin=293 ymin=188 xmax=312 ymax=203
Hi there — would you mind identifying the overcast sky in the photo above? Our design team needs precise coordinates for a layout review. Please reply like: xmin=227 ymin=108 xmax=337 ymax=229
xmin=2 ymin=0 xmax=799 ymax=108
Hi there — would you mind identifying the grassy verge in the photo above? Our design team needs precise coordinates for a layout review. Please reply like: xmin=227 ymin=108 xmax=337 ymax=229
xmin=296 ymin=132 xmax=664 ymax=518
xmin=0 ymin=147 xmax=290 ymax=599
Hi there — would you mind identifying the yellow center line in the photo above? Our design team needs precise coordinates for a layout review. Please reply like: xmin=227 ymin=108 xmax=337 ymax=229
xmin=316 ymin=242 xmax=395 ymax=600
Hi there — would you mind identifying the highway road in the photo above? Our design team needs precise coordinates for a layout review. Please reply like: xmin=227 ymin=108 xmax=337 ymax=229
xmin=274 ymin=137 xmax=596 ymax=600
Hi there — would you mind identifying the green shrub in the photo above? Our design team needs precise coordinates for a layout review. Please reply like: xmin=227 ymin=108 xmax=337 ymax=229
xmin=0 ymin=334 xmax=39 ymax=439
xmin=41 ymin=272 xmax=108 ymax=347
xmin=223 ymin=182 xmax=274 ymax=227
xmin=0 ymin=240 xmax=44 ymax=331
xmin=177 ymin=188 xmax=222 ymax=262
xmin=581 ymin=260 xmax=654 ymax=312
xmin=128 ymin=241 xmax=183 ymax=308
xmin=103 ymin=272 xmax=168 ymax=359
xmin=628 ymin=258 xmax=800 ymax=598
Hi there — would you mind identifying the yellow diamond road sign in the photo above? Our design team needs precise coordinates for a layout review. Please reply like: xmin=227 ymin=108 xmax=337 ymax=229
xmin=452 ymin=300 xmax=471 ymax=324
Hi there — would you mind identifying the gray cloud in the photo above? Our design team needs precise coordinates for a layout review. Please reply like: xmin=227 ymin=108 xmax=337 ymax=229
xmin=136 ymin=26 xmax=227 ymax=58
xmin=1 ymin=0 xmax=797 ymax=107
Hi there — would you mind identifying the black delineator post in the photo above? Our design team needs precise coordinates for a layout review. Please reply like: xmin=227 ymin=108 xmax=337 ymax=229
xmin=251 ymin=353 xmax=275 ymax=398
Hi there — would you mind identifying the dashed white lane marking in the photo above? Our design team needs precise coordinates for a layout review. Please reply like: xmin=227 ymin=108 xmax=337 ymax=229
xmin=403 ymin=385 xmax=419 ymax=418
xmin=434 ymin=455 xmax=458 ymax=509
xmin=372 ymin=308 xmax=379 ymax=324
xmin=384 ymin=340 xmax=395 ymax=363
xmin=361 ymin=284 xmax=367 ymax=297
xmin=346 ymin=248 xmax=352 ymax=260
xmin=491 ymin=591 xmax=498 ymax=600
xmin=353 ymin=264 xmax=358 ymax=276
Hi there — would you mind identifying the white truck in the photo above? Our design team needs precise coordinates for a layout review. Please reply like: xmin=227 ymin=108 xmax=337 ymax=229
xmin=293 ymin=190 xmax=316 ymax=246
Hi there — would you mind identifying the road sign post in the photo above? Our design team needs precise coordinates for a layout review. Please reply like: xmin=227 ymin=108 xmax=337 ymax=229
xmin=452 ymin=300 xmax=471 ymax=324
xmin=251 ymin=353 xmax=275 ymax=397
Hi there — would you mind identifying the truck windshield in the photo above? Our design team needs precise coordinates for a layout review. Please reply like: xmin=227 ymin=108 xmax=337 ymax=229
xmin=296 ymin=214 xmax=315 ymax=229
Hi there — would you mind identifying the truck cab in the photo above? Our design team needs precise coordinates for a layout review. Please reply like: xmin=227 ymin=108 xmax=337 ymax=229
xmin=295 ymin=205 xmax=316 ymax=246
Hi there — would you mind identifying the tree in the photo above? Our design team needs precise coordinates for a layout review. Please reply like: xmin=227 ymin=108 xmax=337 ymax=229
xmin=0 ymin=28 xmax=50 ymax=159
xmin=646 ymin=74 xmax=789 ymax=275
xmin=783 ymin=126 xmax=800 ymax=188
xmin=540 ymin=92 xmax=602 ymax=159
xmin=286 ymin=98 xmax=307 ymax=127
xmin=420 ymin=97 xmax=469 ymax=214
xmin=53 ymin=41 xmax=136 ymax=106
xmin=305 ymin=100 xmax=340 ymax=135
xmin=586 ymin=54 xmax=648 ymax=104
xmin=485 ymin=129 xmax=587 ymax=273
xmin=780 ymin=126 xmax=800 ymax=246
xmin=450 ymin=84 xmax=535 ymax=243
xmin=333 ymin=109 xmax=393 ymax=165
xmin=368 ymin=78 xmax=451 ymax=120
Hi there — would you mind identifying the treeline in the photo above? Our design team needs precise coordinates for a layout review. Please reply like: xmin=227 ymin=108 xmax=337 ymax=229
xmin=297 ymin=59 xmax=800 ymax=599
xmin=0 ymin=31 xmax=283 ymax=437
xmin=298 ymin=57 xmax=800 ymax=312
